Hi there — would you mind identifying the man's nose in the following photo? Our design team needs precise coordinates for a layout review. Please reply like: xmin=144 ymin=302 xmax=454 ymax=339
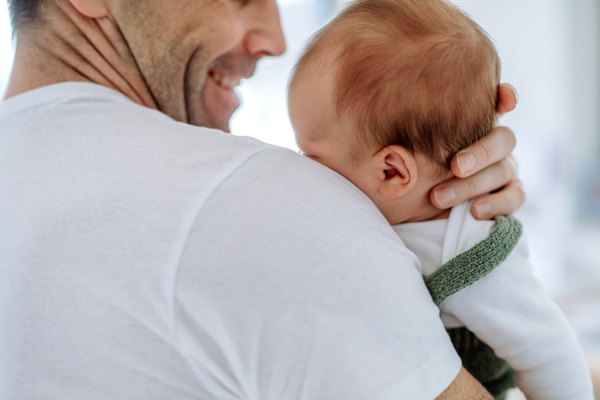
xmin=245 ymin=0 xmax=287 ymax=57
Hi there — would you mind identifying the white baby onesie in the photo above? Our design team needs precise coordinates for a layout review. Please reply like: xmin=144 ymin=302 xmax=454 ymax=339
xmin=393 ymin=201 xmax=593 ymax=400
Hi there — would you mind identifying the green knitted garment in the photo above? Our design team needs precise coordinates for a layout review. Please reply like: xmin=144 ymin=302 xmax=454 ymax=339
xmin=425 ymin=215 xmax=523 ymax=399
xmin=425 ymin=216 xmax=523 ymax=308
xmin=447 ymin=327 xmax=516 ymax=399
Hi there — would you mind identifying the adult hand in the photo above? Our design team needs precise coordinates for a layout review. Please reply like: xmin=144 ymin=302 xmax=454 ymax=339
xmin=430 ymin=84 xmax=525 ymax=220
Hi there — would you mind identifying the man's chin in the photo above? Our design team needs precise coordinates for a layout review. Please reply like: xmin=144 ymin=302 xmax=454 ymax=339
xmin=214 ymin=120 xmax=232 ymax=133
xmin=193 ymin=76 xmax=240 ymax=132
xmin=189 ymin=108 xmax=234 ymax=132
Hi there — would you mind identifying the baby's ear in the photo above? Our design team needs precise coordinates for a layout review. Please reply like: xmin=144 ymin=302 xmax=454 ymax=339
xmin=374 ymin=145 xmax=418 ymax=198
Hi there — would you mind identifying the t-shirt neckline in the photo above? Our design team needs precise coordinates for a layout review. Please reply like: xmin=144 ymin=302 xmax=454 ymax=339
xmin=0 ymin=82 xmax=134 ymax=119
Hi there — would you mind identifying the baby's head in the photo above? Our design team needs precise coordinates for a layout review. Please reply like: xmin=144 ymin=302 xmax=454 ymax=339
xmin=288 ymin=0 xmax=500 ymax=224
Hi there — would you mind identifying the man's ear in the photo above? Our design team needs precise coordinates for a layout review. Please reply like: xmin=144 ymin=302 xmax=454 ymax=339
xmin=374 ymin=145 xmax=418 ymax=198
xmin=68 ymin=0 xmax=109 ymax=19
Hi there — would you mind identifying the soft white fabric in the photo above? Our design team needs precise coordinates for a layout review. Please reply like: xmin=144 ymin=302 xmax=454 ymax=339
xmin=0 ymin=82 xmax=461 ymax=400
xmin=394 ymin=201 xmax=594 ymax=400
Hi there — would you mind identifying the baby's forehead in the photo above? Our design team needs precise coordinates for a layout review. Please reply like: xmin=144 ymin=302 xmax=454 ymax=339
xmin=290 ymin=55 xmax=339 ymax=121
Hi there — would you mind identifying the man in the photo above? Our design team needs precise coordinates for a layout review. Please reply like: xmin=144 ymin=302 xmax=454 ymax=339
xmin=0 ymin=0 xmax=524 ymax=398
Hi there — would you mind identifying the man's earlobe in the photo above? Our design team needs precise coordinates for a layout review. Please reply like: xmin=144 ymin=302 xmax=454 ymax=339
xmin=68 ymin=0 xmax=109 ymax=19
xmin=376 ymin=145 xmax=418 ymax=198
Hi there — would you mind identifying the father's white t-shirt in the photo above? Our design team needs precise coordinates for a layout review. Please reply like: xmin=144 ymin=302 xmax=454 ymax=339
xmin=0 ymin=83 xmax=460 ymax=400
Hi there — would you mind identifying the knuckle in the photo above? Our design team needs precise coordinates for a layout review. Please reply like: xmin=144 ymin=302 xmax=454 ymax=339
xmin=503 ymin=185 xmax=526 ymax=214
xmin=480 ymin=142 xmax=494 ymax=164
xmin=507 ymin=155 xmax=519 ymax=175
xmin=502 ymin=195 xmax=512 ymax=214
xmin=497 ymin=126 xmax=517 ymax=148
xmin=489 ymin=193 xmax=510 ymax=216
xmin=463 ymin=178 xmax=477 ymax=198
xmin=498 ymin=159 xmax=514 ymax=183
xmin=514 ymin=183 xmax=527 ymax=204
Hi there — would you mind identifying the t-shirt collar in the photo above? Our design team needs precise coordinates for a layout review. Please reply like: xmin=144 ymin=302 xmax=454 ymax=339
xmin=0 ymin=82 xmax=134 ymax=119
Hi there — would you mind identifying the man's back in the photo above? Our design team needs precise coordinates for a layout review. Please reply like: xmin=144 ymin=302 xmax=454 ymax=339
xmin=0 ymin=83 xmax=461 ymax=399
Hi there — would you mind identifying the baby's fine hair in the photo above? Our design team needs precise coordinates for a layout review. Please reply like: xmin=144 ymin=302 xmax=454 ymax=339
xmin=292 ymin=0 xmax=501 ymax=170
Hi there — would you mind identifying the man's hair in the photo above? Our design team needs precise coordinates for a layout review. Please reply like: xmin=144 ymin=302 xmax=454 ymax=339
xmin=7 ymin=0 xmax=44 ymax=31
xmin=292 ymin=0 xmax=501 ymax=170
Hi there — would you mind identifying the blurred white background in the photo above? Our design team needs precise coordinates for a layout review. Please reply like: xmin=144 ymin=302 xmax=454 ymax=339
xmin=1 ymin=0 xmax=599 ymax=393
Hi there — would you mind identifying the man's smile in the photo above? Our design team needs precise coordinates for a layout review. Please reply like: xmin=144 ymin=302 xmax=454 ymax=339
xmin=199 ymin=61 xmax=256 ymax=131
xmin=198 ymin=69 xmax=242 ymax=132
xmin=209 ymin=70 xmax=243 ymax=91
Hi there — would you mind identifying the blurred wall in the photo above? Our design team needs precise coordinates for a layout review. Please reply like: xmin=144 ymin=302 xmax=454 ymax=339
xmin=569 ymin=0 xmax=600 ymax=166
xmin=0 ymin=2 xmax=13 ymax=96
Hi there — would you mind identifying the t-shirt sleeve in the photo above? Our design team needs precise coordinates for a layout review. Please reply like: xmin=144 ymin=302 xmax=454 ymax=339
xmin=173 ymin=147 xmax=461 ymax=400
xmin=443 ymin=234 xmax=594 ymax=400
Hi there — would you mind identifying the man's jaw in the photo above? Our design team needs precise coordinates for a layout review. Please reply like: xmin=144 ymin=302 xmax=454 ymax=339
xmin=193 ymin=68 xmax=254 ymax=132
xmin=195 ymin=70 xmax=243 ymax=132
xmin=186 ymin=49 xmax=259 ymax=131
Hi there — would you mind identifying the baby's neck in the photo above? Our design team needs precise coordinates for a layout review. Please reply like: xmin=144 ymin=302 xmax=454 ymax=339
xmin=376 ymin=186 xmax=451 ymax=225
xmin=383 ymin=204 xmax=450 ymax=225
xmin=402 ymin=207 xmax=451 ymax=224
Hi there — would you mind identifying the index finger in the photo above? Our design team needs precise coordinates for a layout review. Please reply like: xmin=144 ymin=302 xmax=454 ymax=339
xmin=450 ymin=126 xmax=517 ymax=178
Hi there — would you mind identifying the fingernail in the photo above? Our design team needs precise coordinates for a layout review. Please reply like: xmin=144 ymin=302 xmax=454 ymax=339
xmin=475 ymin=202 xmax=493 ymax=218
xmin=457 ymin=152 xmax=477 ymax=174
xmin=434 ymin=187 xmax=457 ymax=207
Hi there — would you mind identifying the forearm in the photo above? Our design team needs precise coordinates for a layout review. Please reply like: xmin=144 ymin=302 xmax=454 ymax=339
xmin=436 ymin=367 xmax=493 ymax=400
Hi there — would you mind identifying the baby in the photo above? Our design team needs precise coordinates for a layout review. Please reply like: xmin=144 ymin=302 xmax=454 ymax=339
xmin=288 ymin=0 xmax=593 ymax=398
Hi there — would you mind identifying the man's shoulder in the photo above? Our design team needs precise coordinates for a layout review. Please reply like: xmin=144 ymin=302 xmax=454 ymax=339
xmin=7 ymin=82 xmax=388 ymax=227
xmin=60 ymin=85 xmax=395 ymax=240
xmin=110 ymin=102 xmax=381 ymax=218
xmin=186 ymin=143 xmax=421 ymax=272
xmin=62 ymin=88 xmax=273 ymax=159
xmin=5 ymin=82 xmax=273 ymax=161
xmin=206 ymin=144 xmax=386 ymax=224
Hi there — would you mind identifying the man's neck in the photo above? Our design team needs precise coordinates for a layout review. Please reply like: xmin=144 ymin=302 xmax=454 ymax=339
xmin=5 ymin=36 xmax=83 ymax=100
xmin=4 ymin=0 xmax=156 ymax=110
